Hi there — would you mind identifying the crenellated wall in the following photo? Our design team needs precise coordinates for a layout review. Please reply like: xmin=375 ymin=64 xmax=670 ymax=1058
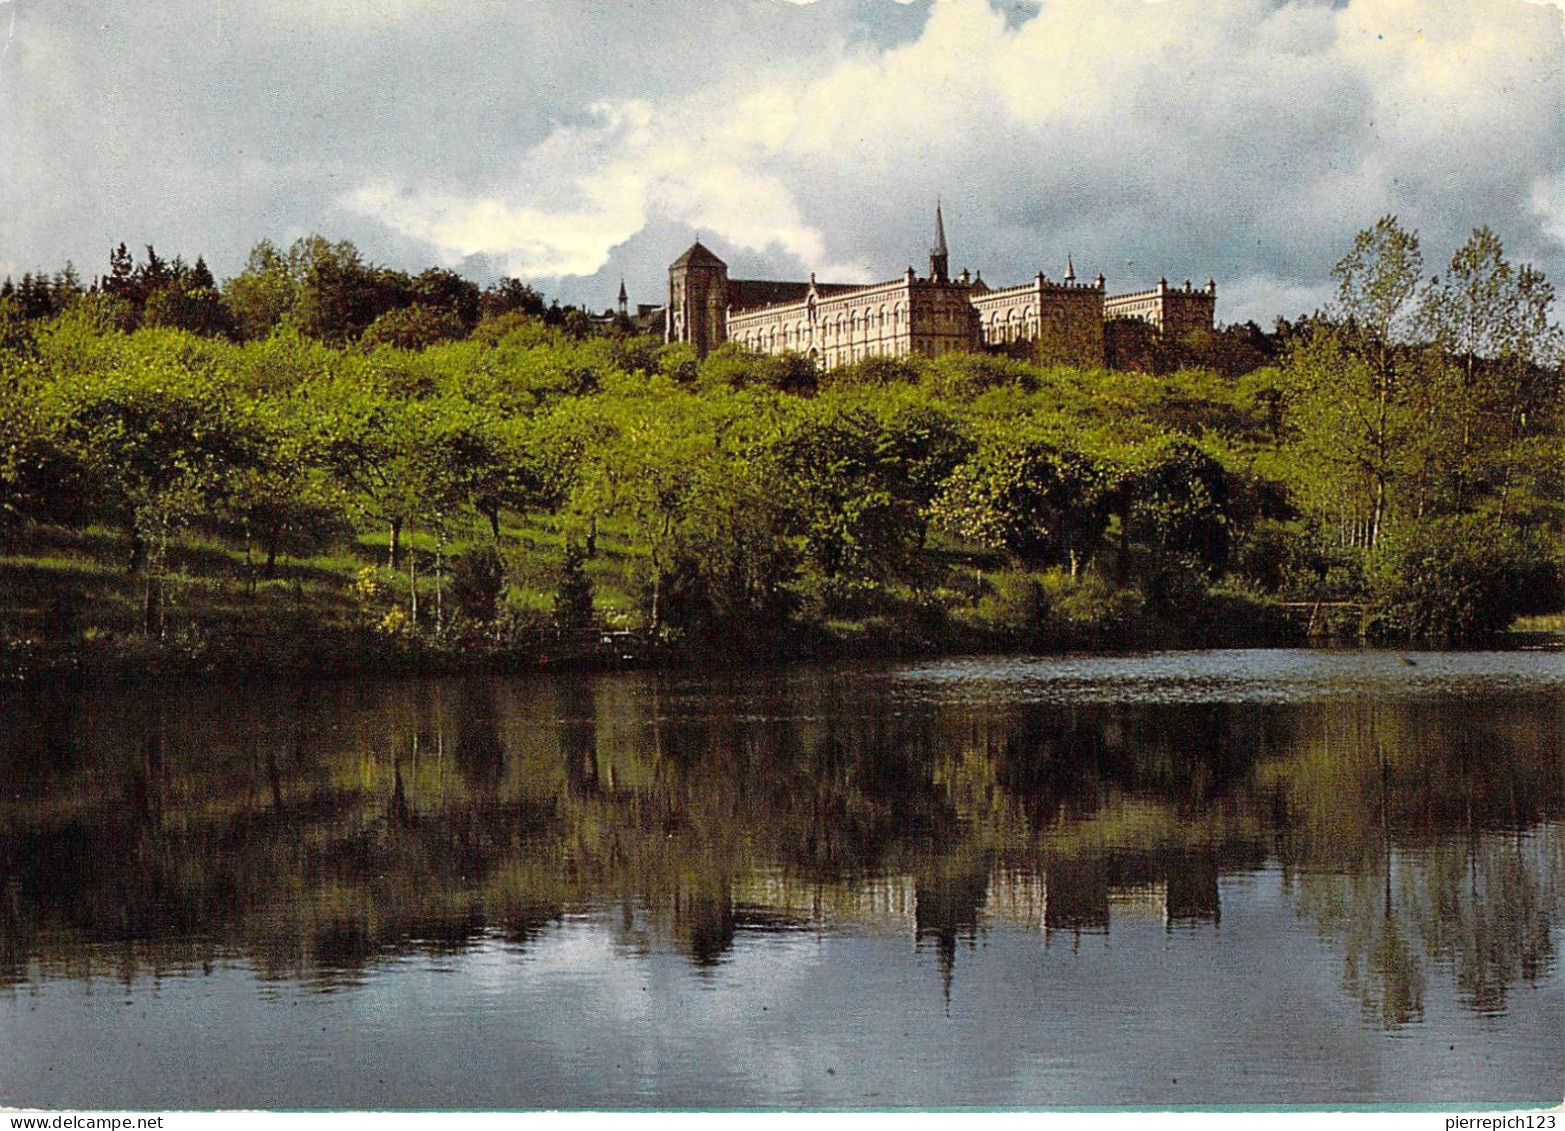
xmin=1103 ymin=278 xmax=1216 ymax=340
xmin=971 ymin=274 xmax=1105 ymax=369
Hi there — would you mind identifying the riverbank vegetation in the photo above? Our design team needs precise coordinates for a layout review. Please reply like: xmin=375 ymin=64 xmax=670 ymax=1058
xmin=2 ymin=219 xmax=1561 ymax=678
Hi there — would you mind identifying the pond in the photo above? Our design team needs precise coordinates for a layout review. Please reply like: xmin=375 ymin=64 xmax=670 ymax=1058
xmin=1 ymin=649 xmax=1561 ymax=1109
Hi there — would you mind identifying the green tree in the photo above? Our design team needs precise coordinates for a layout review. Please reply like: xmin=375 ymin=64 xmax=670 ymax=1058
xmin=222 ymin=240 xmax=298 ymax=342
xmin=44 ymin=349 xmax=260 ymax=630
xmin=932 ymin=429 xmax=1109 ymax=572
xmin=661 ymin=452 xmax=797 ymax=639
xmin=303 ymin=371 xmax=426 ymax=569
xmin=1284 ymin=217 xmax=1433 ymax=547
xmin=361 ymin=303 xmax=467 ymax=352
xmin=768 ymin=391 xmax=966 ymax=580
xmin=213 ymin=395 xmax=344 ymax=581
xmin=1119 ymin=436 xmax=1233 ymax=577
xmin=1368 ymin=516 xmax=1547 ymax=644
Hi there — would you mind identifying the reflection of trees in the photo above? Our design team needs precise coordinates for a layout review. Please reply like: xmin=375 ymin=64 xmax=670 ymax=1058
xmin=1415 ymin=833 xmax=1558 ymax=1016
xmin=1275 ymin=699 xmax=1563 ymax=1027
xmin=0 ymin=673 xmax=1558 ymax=1022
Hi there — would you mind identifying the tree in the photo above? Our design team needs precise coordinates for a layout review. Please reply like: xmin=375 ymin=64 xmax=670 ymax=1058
xmin=303 ymin=372 xmax=426 ymax=569
xmin=450 ymin=543 xmax=506 ymax=622
xmin=1368 ymin=516 xmax=1547 ymax=644
xmin=143 ymin=279 xmax=230 ymax=337
xmin=361 ymin=303 xmax=468 ymax=352
xmin=222 ymin=240 xmax=298 ymax=342
xmin=766 ymin=391 xmax=966 ymax=581
xmin=212 ymin=395 xmax=344 ymax=581
xmin=1284 ymin=217 xmax=1433 ymax=547
xmin=479 ymin=278 xmax=546 ymax=321
xmin=45 ymin=356 xmax=260 ymax=631
xmin=1420 ymin=227 xmax=1516 ymax=513
xmin=1118 ymin=436 xmax=1233 ymax=577
xmin=412 ymin=268 xmax=481 ymax=332
xmin=0 ymin=381 xmax=94 ymax=539
xmin=1411 ymin=229 xmax=1563 ymax=522
xmin=660 ymin=452 xmax=798 ymax=639
xmin=931 ymin=428 xmax=1109 ymax=571
xmin=292 ymin=239 xmax=388 ymax=344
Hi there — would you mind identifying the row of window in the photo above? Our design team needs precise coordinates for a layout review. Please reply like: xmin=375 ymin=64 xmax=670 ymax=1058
xmin=734 ymin=302 xmax=909 ymax=352
xmin=979 ymin=307 xmax=1042 ymax=345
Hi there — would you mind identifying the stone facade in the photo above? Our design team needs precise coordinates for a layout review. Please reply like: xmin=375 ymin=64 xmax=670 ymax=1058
xmin=970 ymin=269 xmax=1105 ymax=369
xmin=665 ymin=209 xmax=1216 ymax=370
xmin=1102 ymin=277 xmax=1217 ymax=338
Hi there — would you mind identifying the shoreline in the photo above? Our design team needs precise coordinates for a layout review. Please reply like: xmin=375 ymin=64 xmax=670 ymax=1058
xmin=5 ymin=619 xmax=1556 ymax=692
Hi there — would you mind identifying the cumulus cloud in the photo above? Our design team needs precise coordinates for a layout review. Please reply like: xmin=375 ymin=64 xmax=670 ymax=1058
xmin=4 ymin=0 xmax=1564 ymax=324
xmin=341 ymin=0 xmax=1565 ymax=323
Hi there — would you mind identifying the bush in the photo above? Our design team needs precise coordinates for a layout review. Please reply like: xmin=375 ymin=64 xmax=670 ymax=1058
xmin=1368 ymin=517 xmax=1551 ymax=645
xmin=450 ymin=544 xmax=506 ymax=622
xmin=1044 ymin=570 xmax=1145 ymax=638
xmin=553 ymin=542 xmax=594 ymax=631
xmin=959 ymin=569 xmax=1048 ymax=641
xmin=1233 ymin=518 xmax=1309 ymax=594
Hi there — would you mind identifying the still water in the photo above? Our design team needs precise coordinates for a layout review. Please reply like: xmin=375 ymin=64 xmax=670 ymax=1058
xmin=1 ymin=650 xmax=1561 ymax=1109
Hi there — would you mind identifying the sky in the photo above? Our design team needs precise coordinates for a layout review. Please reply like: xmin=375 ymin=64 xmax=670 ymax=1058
xmin=2 ymin=0 xmax=1564 ymax=327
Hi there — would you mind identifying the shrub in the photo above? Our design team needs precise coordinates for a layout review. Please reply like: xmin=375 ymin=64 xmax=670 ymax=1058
xmin=1368 ymin=517 xmax=1551 ymax=644
xmin=450 ymin=544 xmax=506 ymax=622
xmin=553 ymin=542 xmax=594 ymax=631
xmin=965 ymin=569 xmax=1048 ymax=640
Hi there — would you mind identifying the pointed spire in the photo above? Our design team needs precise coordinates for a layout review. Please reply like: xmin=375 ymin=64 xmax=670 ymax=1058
xmin=617 ymin=278 xmax=628 ymax=303
xmin=1064 ymin=255 xmax=1076 ymax=283
xmin=929 ymin=199 xmax=950 ymax=283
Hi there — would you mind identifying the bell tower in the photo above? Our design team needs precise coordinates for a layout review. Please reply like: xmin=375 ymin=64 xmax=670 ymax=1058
xmin=667 ymin=240 xmax=730 ymax=357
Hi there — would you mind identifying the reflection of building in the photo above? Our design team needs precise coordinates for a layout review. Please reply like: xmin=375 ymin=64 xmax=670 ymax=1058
xmin=726 ymin=855 xmax=1219 ymax=940
xmin=732 ymin=872 xmax=919 ymax=934
xmin=1043 ymin=850 xmax=1223 ymax=937
xmin=663 ymin=205 xmax=1216 ymax=370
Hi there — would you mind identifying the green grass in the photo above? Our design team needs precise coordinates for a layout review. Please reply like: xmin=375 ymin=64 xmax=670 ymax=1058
xmin=2 ymin=512 xmax=659 ymax=654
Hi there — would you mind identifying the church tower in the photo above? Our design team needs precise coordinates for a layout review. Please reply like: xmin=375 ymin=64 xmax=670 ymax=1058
xmin=929 ymin=202 xmax=950 ymax=283
xmin=667 ymin=240 xmax=729 ymax=357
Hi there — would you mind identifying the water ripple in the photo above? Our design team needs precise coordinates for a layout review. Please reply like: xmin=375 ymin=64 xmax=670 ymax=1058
xmin=890 ymin=648 xmax=1565 ymax=704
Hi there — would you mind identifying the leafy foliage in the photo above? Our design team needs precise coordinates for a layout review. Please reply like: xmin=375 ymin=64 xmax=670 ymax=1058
xmin=1 ymin=217 xmax=1561 ymax=655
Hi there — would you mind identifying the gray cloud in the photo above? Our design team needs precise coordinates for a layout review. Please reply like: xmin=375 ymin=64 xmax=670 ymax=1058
xmin=3 ymin=0 xmax=1563 ymax=328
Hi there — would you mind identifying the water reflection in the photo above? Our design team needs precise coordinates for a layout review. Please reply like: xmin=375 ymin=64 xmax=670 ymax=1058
xmin=0 ymin=657 xmax=1560 ymax=1035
